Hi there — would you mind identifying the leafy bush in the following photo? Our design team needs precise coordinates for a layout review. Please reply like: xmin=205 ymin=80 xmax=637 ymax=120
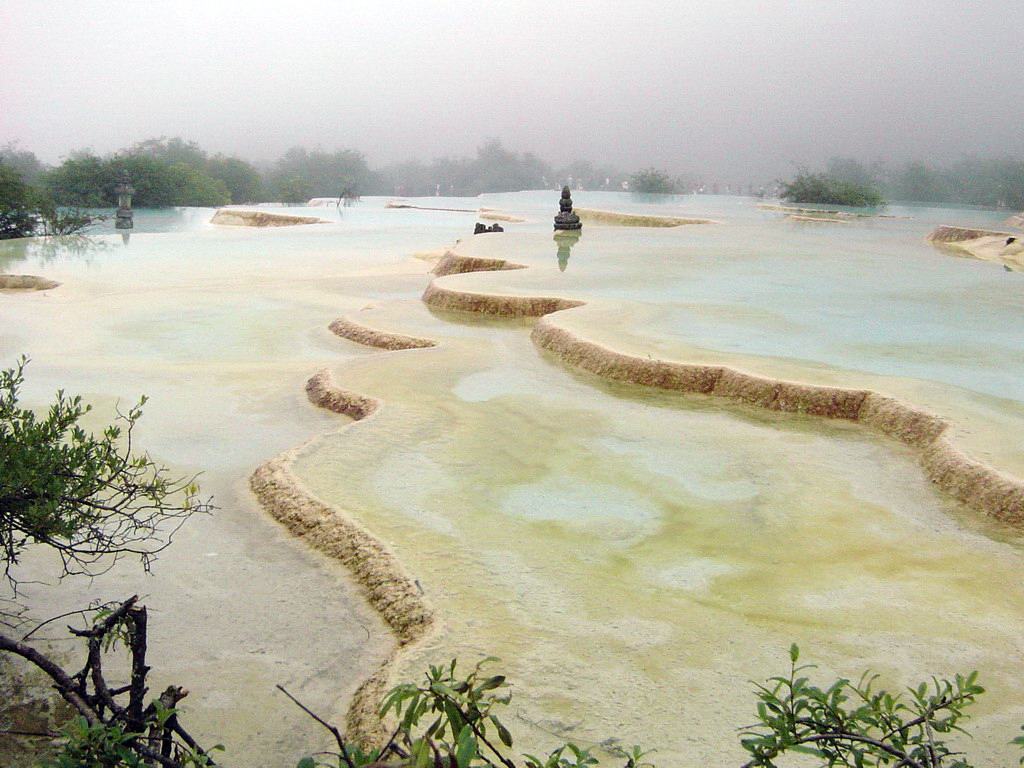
xmin=0 ymin=163 xmax=38 ymax=239
xmin=741 ymin=645 xmax=1020 ymax=768
xmin=1 ymin=357 xmax=210 ymax=581
xmin=0 ymin=163 xmax=105 ymax=239
xmin=288 ymin=657 xmax=655 ymax=768
xmin=628 ymin=168 xmax=675 ymax=194
xmin=780 ymin=170 xmax=885 ymax=207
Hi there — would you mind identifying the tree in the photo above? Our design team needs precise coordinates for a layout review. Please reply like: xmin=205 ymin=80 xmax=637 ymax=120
xmin=780 ymin=169 xmax=884 ymax=207
xmin=128 ymin=137 xmax=209 ymax=169
xmin=127 ymin=138 xmax=255 ymax=205
xmin=40 ymin=152 xmax=112 ymax=207
xmin=170 ymin=164 xmax=231 ymax=207
xmin=628 ymin=168 xmax=675 ymax=194
xmin=267 ymin=147 xmax=373 ymax=202
xmin=31 ymin=198 xmax=108 ymax=237
xmin=206 ymin=155 xmax=263 ymax=204
xmin=0 ymin=143 xmax=47 ymax=186
xmin=287 ymin=649 xmax=1024 ymax=768
xmin=42 ymin=142 xmax=233 ymax=209
xmin=0 ymin=357 xmax=211 ymax=584
xmin=0 ymin=359 xmax=213 ymax=766
xmin=887 ymin=161 xmax=952 ymax=203
xmin=825 ymin=157 xmax=882 ymax=192
xmin=374 ymin=140 xmax=563 ymax=196
xmin=0 ymin=164 xmax=38 ymax=239
xmin=1 ymin=164 xmax=105 ymax=240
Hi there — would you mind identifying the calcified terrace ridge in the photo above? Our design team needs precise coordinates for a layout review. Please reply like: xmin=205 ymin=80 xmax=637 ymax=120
xmin=251 ymin=242 xmax=1024 ymax=749
xmin=0 ymin=274 xmax=60 ymax=290
xmin=424 ymin=250 xmax=1024 ymax=523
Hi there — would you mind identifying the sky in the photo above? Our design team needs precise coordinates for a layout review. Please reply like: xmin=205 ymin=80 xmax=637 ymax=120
xmin=2 ymin=0 xmax=1023 ymax=181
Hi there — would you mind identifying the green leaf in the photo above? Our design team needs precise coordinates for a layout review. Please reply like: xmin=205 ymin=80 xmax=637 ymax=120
xmin=431 ymin=682 xmax=459 ymax=699
xmin=491 ymin=715 xmax=513 ymax=748
xmin=412 ymin=739 xmax=432 ymax=768
xmin=455 ymin=725 xmax=477 ymax=768
xmin=425 ymin=715 xmax=444 ymax=739
xmin=477 ymin=675 xmax=506 ymax=691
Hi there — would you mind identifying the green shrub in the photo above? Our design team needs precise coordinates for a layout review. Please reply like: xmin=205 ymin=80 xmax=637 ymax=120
xmin=628 ymin=168 xmax=675 ymax=194
xmin=0 ymin=163 xmax=38 ymax=239
xmin=780 ymin=170 xmax=885 ymax=207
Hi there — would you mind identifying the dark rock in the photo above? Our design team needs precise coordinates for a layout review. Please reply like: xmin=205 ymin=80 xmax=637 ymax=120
xmin=473 ymin=222 xmax=504 ymax=235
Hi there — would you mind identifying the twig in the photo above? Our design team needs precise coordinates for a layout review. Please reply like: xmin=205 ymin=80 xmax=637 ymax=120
xmin=277 ymin=684 xmax=357 ymax=768
xmin=0 ymin=728 xmax=60 ymax=738
xmin=21 ymin=606 xmax=96 ymax=641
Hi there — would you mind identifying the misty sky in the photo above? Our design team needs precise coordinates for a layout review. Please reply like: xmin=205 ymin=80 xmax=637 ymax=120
xmin=2 ymin=0 xmax=1023 ymax=181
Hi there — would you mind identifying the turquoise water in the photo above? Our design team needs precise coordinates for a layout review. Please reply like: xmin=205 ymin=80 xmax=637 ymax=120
xmin=482 ymin=225 xmax=1024 ymax=400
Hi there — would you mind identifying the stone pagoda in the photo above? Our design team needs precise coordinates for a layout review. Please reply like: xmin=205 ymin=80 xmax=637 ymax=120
xmin=553 ymin=186 xmax=582 ymax=231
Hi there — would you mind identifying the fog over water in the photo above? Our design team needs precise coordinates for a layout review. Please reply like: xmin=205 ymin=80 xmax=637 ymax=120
xmin=2 ymin=0 xmax=1023 ymax=179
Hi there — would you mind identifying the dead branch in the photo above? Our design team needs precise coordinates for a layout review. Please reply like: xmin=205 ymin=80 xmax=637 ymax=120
xmin=0 ymin=597 xmax=215 ymax=768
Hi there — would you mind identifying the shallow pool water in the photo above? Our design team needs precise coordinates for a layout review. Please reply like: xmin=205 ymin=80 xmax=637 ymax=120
xmin=293 ymin=299 xmax=1024 ymax=766
xmin=3 ymin=193 xmax=1023 ymax=767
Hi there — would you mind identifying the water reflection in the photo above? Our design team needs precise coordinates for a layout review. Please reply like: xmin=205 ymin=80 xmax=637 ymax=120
xmin=553 ymin=230 xmax=582 ymax=272
xmin=0 ymin=235 xmax=112 ymax=271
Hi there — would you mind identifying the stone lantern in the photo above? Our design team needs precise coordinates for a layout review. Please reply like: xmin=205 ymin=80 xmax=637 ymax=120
xmin=114 ymin=170 xmax=135 ymax=230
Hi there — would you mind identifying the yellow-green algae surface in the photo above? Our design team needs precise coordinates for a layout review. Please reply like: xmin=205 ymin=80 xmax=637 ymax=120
xmin=294 ymin=202 xmax=1024 ymax=765
xmin=292 ymin=310 xmax=1024 ymax=766
xmin=303 ymin=199 xmax=1023 ymax=766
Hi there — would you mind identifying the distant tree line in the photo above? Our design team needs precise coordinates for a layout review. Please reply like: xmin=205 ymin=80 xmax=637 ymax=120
xmin=4 ymin=139 xmax=1024 ymax=231
xmin=374 ymin=139 xmax=624 ymax=197
xmin=783 ymin=156 xmax=1024 ymax=209
xmin=1 ymin=138 xmax=629 ymax=217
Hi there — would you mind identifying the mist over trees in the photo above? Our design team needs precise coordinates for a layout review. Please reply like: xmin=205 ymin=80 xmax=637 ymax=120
xmin=266 ymin=146 xmax=372 ymax=203
xmin=375 ymin=140 xmax=624 ymax=197
xmin=5 ymin=138 xmax=1024 ymax=213
xmin=39 ymin=138 xmax=238 ymax=208
xmin=2 ymin=138 xmax=630 ymax=211
xmin=629 ymin=168 xmax=676 ymax=194
xmin=812 ymin=156 xmax=1024 ymax=209
xmin=780 ymin=167 xmax=885 ymax=208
